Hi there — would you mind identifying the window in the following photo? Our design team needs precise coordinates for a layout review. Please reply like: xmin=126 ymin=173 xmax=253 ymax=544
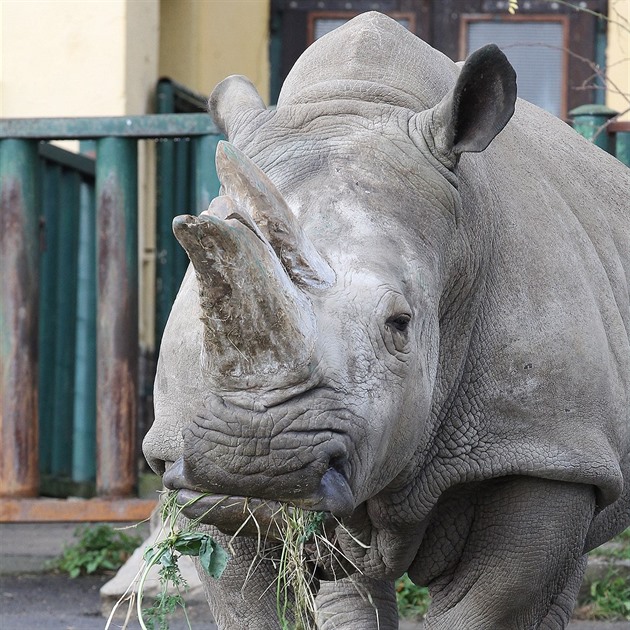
xmin=308 ymin=12 xmax=414 ymax=44
xmin=462 ymin=16 xmax=569 ymax=118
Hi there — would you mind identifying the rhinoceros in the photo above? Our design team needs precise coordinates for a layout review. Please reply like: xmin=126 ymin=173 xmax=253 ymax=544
xmin=143 ymin=11 xmax=630 ymax=630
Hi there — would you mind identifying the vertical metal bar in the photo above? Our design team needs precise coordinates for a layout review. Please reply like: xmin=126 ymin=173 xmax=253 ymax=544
xmin=269 ymin=10 xmax=283 ymax=105
xmin=51 ymin=168 xmax=81 ymax=477
xmin=38 ymin=159 xmax=61 ymax=478
xmin=72 ymin=180 xmax=97 ymax=483
xmin=174 ymin=139 xmax=191 ymax=284
xmin=96 ymin=137 xmax=138 ymax=497
xmin=613 ymin=130 xmax=630 ymax=168
xmin=155 ymin=80 xmax=177 ymax=349
xmin=156 ymin=79 xmax=175 ymax=115
xmin=155 ymin=138 xmax=176 ymax=349
xmin=0 ymin=139 xmax=40 ymax=497
xmin=193 ymin=133 xmax=221 ymax=215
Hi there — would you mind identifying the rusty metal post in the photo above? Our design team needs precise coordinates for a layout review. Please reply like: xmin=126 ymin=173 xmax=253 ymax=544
xmin=95 ymin=137 xmax=138 ymax=497
xmin=609 ymin=121 xmax=630 ymax=168
xmin=0 ymin=139 xmax=40 ymax=497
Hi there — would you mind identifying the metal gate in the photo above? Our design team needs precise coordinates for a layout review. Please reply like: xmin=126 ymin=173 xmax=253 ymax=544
xmin=0 ymin=112 xmax=221 ymax=520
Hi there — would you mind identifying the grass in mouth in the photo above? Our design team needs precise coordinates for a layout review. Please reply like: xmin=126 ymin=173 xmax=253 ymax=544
xmin=105 ymin=490 xmax=229 ymax=630
xmin=107 ymin=491 xmax=373 ymax=630
xmin=273 ymin=506 xmax=327 ymax=629
xmin=254 ymin=504 xmax=372 ymax=630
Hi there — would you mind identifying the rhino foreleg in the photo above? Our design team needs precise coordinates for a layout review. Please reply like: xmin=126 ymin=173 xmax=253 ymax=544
xmin=193 ymin=529 xmax=282 ymax=630
xmin=316 ymin=574 xmax=399 ymax=629
xmin=422 ymin=477 xmax=594 ymax=630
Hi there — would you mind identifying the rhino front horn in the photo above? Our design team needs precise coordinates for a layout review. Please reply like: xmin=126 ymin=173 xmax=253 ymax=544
xmin=173 ymin=199 xmax=317 ymax=389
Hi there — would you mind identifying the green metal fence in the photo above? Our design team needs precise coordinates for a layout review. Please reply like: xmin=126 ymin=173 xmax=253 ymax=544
xmin=155 ymin=79 xmax=212 ymax=349
xmin=0 ymin=113 xmax=221 ymax=499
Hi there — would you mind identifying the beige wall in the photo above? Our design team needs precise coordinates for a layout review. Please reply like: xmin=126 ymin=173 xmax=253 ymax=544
xmin=159 ymin=0 xmax=270 ymax=104
xmin=1 ymin=0 xmax=159 ymax=117
xmin=0 ymin=0 xmax=160 ymax=348
xmin=606 ymin=0 xmax=630 ymax=119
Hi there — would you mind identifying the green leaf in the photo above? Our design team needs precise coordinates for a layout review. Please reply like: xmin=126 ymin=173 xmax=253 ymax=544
xmin=144 ymin=543 xmax=168 ymax=565
xmin=171 ymin=531 xmax=206 ymax=556
xmin=198 ymin=538 xmax=213 ymax=573
xmin=198 ymin=537 xmax=229 ymax=579
xmin=86 ymin=558 xmax=100 ymax=574
xmin=159 ymin=548 xmax=179 ymax=570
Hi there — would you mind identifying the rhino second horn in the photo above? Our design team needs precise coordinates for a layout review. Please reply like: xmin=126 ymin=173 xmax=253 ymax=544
xmin=216 ymin=141 xmax=335 ymax=289
xmin=172 ymin=207 xmax=316 ymax=385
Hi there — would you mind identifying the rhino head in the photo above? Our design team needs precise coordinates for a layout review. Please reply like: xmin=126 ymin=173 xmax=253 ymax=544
xmin=143 ymin=14 xmax=517 ymax=575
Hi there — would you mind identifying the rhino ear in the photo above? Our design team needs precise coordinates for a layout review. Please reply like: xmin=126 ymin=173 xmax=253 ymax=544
xmin=421 ymin=44 xmax=517 ymax=158
xmin=208 ymin=75 xmax=266 ymax=139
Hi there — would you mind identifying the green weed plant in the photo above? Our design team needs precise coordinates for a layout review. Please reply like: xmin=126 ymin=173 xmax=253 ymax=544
xmin=583 ymin=569 xmax=630 ymax=620
xmin=395 ymin=573 xmax=431 ymax=620
xmin=51 ymin=524 xmax=142 ymax=578
xmin=109 ymin=490 xmax=229 ymax=630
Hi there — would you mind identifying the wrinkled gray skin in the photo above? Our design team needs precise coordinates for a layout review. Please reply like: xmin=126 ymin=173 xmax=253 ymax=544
xmin=143 ymin=12 xmax=630 ymax=630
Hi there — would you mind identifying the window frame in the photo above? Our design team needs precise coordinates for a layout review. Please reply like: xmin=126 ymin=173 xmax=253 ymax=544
xmin=460 ymin=13 xmax=570 ymax=119
xmin=307 ymin=11 xmax=417 ymax=45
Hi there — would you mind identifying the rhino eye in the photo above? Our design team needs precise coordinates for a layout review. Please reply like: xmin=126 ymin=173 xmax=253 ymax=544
xmin=386 ymin=314 xmax=411 ymax=333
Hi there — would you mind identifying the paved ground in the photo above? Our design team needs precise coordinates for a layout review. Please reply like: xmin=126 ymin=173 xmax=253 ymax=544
xmin=1 ymin=573 xmax=628 ymax=630
xmin=0 ymin=573 xmax=216 ymax=630
xmin=1 ymin=523 xmax=628 ymax=630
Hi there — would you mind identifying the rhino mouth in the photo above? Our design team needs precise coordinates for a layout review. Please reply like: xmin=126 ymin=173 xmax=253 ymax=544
xmin=162 ymin=456 xmax=355 ymax=537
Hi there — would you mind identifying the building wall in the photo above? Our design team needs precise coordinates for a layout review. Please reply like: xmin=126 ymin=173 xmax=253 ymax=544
xmin=1 ymin=0 xmax=159 ymax=117
xmin=159 ymin=0 xmax=271 ymax=103
xmin=1 ymin=0 xmax=161 ymax=348
xmin=606 ymin=0 xmax=630 ymax=119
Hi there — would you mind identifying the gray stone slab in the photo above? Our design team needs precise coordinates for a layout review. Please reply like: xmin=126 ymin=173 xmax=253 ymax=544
xmin=100 ymin=525 xmax=207 ymax=620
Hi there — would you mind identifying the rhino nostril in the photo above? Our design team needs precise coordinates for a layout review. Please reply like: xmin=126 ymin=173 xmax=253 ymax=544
xmin=146 ymin=456 xmax=166 ymax=476
xmin=328 ymin=454 xmax=349 ymax=478
xmin=162 ymin=457 xmax=188 ymax=490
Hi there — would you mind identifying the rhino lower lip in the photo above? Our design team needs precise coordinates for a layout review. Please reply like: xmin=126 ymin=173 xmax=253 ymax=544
xmin=173 ymin=489 xmax=288 ymax=536
xmin=170 ymin=488 xmax=347 ymax=541
xmin=162 ymin=458 xmax=356 ymax=525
